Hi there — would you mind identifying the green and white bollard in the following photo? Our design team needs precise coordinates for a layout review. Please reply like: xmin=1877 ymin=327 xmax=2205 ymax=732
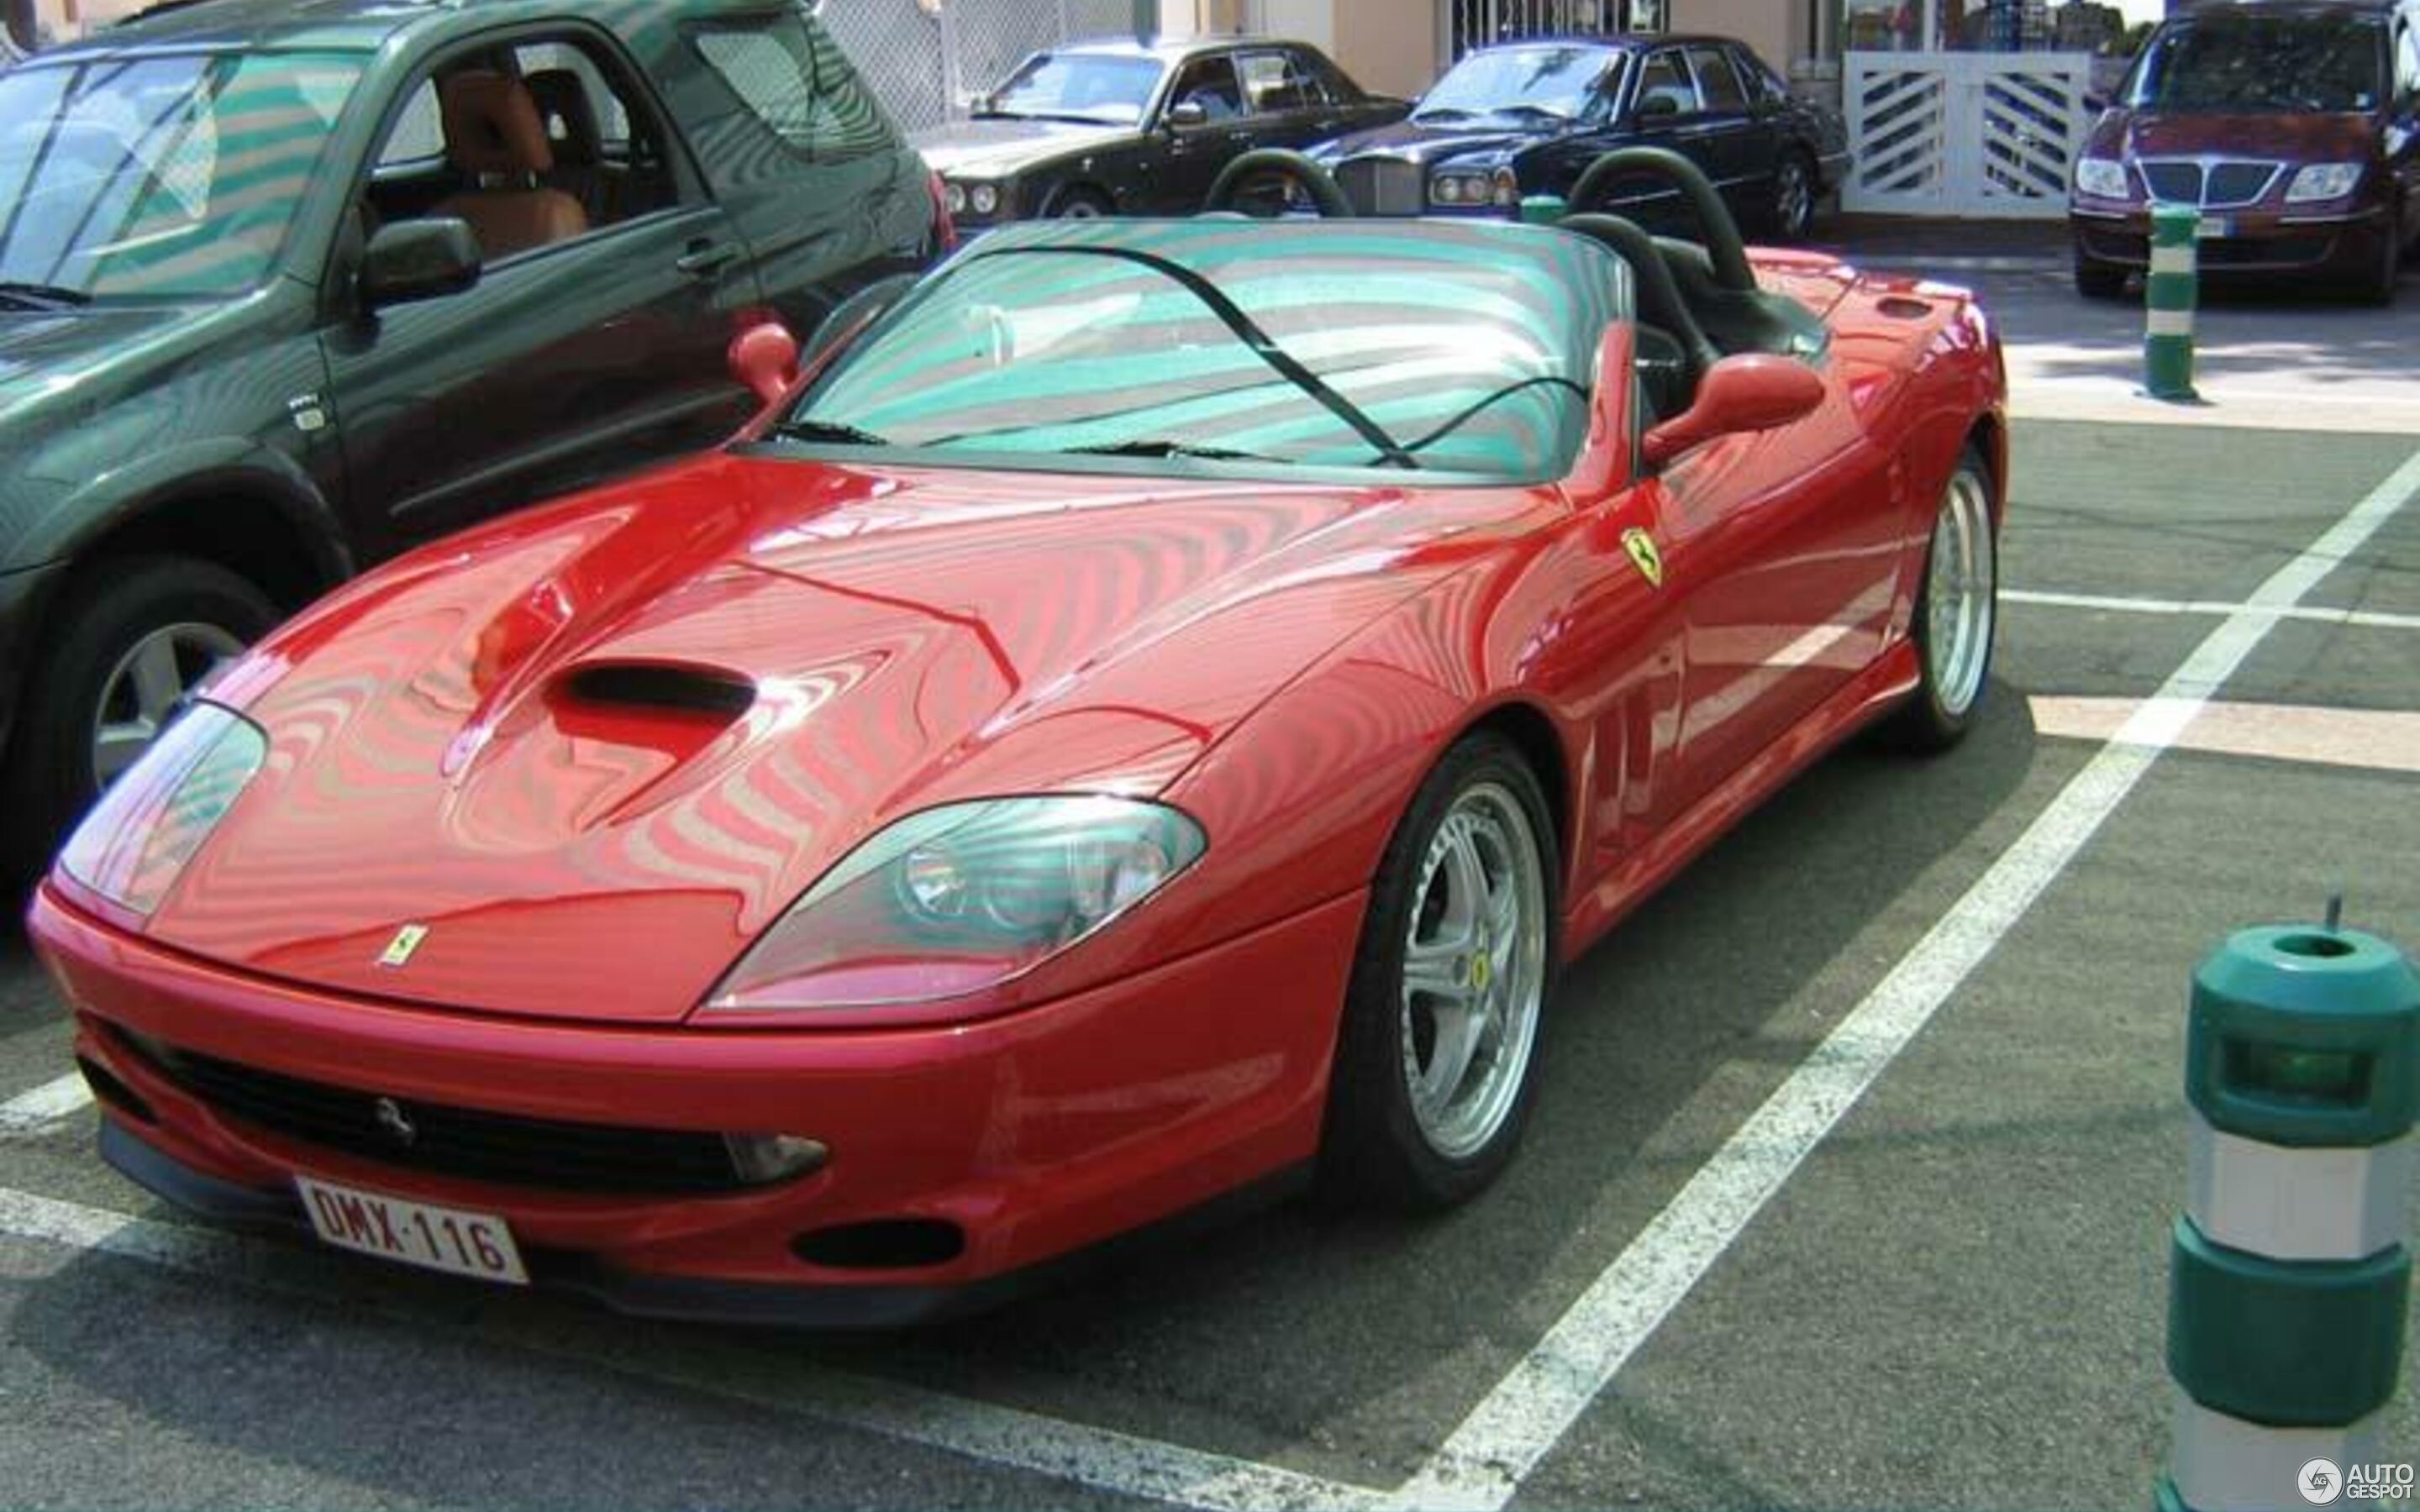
xmin=1520 ymin=194 xmax=1567 ymax=225
xmin=2159 ymin=907 xmax=2419 ymax=1512
xmin=2145 ymin=203 xmax=2200 ymax=402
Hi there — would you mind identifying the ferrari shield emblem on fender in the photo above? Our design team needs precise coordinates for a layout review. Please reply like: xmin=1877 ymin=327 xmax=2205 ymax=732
xmin=377 ymin=924 xmax=429 ymax=969
xmin=1622 ymin=528 xmax=1665 ymax=589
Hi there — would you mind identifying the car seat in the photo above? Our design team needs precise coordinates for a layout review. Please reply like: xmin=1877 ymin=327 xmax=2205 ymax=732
xmin=433 ymin=71 xmax=589 ymax=260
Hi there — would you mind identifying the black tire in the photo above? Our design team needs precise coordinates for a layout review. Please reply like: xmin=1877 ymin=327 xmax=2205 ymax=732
xmin=1048 ymin=186 xmax=1114 ymax=220
xmin=1321 ymin=732 xmax=1559 ymax=1211
xmin=1769 ymin=151 xmax=1818 ymax=242
xmin=1891 ymin=449 xmax=1998 ymax=753
xmin=2073 ymin=248 xmax=2128 ymax=299
xmin=2 ymin=556 xmax=276 ymax=883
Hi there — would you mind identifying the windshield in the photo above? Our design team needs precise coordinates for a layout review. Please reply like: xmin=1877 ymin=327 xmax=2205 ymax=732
xmin=0 ymin=50 xmax=364 ymax=301
xmin=1415 ymin=46 xmax=1621 ymax=123
xmin=781 ymin=222 xmax=1626 ymax=480
xmin=982 ymin=53 xmax=1165 ymax=125
xmin=2123 ymin=16 xmax=2385 ymax=113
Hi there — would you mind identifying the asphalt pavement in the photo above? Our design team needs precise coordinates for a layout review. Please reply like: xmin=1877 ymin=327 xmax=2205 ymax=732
xmin=0 ymin=223 xmax=2415 ymax=1511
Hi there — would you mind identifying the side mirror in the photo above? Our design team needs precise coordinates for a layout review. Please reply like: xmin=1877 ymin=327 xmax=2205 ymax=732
xmin=360 ymin=218 xmax=481 ymax=308
xmin=1634 ymin=92 xmax=1682 ymax=120
xmin=1641 ymin=354 xmax=1823 ymax=468
xmin=1165 ymin=98 xmax=1209 ymax=130
xmin=729 ymin=321 xmax=801 ymax=408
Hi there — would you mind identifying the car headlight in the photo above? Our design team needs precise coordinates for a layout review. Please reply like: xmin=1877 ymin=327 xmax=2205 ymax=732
xmin=56 ymin=703 xmax=266 ymax=917
xmin=2073 ymin=156 xmax=2131 ymax=199
xmin=944 ymin=181 xmax=966 ymax=215
xmin=969 ymin=181 xmax=1000 ymax=216
xmin=2285 ymin=162 xmax=2362 ymax=202
xmin=706 ymin=795 xmax=1206 ymax=1013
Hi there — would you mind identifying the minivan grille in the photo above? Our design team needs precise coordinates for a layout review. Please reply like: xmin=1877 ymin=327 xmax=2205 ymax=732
xmin=2139 ymin=159 xmax=2282 ymax=208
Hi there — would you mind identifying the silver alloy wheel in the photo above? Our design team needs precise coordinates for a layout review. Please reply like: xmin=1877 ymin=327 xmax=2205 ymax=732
xmin=1776 ymin=158 xmax=1812 ymax=239
xmin=1398 ymin=780 xmax=1549 ymax=1160
xmin=91 ymin=621 xmax=245 ymax=787
xmin=1925 ymin=469 xmax=1996 ymax=720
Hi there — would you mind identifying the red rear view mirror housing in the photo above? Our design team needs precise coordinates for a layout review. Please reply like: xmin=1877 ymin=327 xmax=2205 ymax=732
xmin=729 ymin=322 xmax=801 ymax=409
xmin=1642 ymin=354 xmax=1824 ymax=469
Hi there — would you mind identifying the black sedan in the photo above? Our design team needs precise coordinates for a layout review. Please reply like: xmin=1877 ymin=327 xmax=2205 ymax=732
xmin=1307 ymin=35 xmax=1849 ymax=239
xmin=914 ymin=36 xmax=1406 ymax=225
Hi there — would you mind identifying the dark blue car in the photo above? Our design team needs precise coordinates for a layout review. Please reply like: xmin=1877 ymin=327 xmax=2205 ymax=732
xmin=1308 ymin=34 xmax=1850 ymax=239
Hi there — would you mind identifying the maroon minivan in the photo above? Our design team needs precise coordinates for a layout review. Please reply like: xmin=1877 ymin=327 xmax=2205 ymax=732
xmin=2069 ymin=0 xmax=2420 ymax=302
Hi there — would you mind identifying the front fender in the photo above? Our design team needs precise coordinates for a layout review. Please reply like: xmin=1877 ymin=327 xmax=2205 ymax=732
xmin=12 ymin=436 xmax=351 ymax=585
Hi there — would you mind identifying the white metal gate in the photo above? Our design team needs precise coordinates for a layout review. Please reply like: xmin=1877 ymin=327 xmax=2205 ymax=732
xmin=1444 ymin=0 xmax=1660 ymax=61
xmin=1842 ymin=51 xmax=2091 ymax=219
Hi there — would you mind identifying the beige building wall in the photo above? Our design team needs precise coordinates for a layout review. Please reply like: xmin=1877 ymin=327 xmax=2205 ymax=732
xmin=1329 ymin=0 xmax=1443 ymax=98
xmin=1665 ymin=0 xmax=1811 ymax=70
xmin=34 ymin=0 xmax=141 ymax=41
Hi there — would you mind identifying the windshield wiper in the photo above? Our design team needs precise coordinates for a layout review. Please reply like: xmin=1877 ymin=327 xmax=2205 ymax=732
xmin=1073 ymin=439 xmax=1282 ymax=462
xmin=774 ymin=418 xmax=892 ymax=447
xmin=1495 ymin=103 xmax=1573 ymax=122
xmin=0 ymin=281 xmax=92 ymax=310
xmin=1412 ymin=106 xmax=1478 ymax=123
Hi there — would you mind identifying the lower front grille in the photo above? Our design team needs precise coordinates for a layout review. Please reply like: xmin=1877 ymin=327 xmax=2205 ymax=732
xmin=1334 ymin=156 xmax=1424 ymax=217
xmin=125 ymin=1032 xmax=749 ymax=1195
xmin=2198 ymin=233 xmax=2335 ymax=268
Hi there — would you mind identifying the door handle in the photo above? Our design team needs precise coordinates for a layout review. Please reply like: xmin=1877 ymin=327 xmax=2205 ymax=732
xmin=676 ymin=242 xmax=739 ymax=277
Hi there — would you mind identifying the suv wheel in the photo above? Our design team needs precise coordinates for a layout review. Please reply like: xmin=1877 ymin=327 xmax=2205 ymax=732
xmin=5 ymin=557 xmax=276 ymax=881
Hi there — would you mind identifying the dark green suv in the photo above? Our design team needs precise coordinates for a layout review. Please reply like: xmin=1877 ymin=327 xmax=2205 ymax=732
xmin=0 ymin=0 xmax=944 ymax=874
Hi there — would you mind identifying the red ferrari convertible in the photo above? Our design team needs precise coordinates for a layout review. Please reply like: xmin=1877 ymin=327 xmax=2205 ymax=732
xmin=31 ymin=154 xmax=2006 ymax=1324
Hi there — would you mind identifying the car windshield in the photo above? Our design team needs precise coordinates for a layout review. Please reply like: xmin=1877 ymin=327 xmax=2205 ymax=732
xmin=1414 ymin=46 xmax=1620 ymax=123
xmin=2123 ymin=15 xmax=2385 ymax=113
xmin=981 ymin=52 xmax=1165 ymax=124
xmin=0 ymin=50 xmax=364 ymax=301
xmin=781 ymin=220 xmax=1628 ymax=480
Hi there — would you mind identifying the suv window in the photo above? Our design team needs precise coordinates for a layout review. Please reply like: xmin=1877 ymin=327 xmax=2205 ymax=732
xmin=1237 ymin=49 xmax=1328 ymax=113
xmin=2398 ymin=23 xmax=2419 ymax=100
xmin=2124 ymin=14 xmax=2387 ymax=113
xmin=357 ymin=32 xmax=681 ymax=265
xmin=1685 ymin=45 xmax=1748 ymax=110
xmin=692 ymin=10 xmax=892 ymax=160
xmin=1634 ymin=49 xmax=1698 ymax=114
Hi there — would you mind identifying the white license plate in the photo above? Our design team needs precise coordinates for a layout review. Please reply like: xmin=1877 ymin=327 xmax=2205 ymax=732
xmin=2196 ymin=217 xmax=2232 ymax=239
xmin=297 ymin=1175 xmax=528 ymax=1284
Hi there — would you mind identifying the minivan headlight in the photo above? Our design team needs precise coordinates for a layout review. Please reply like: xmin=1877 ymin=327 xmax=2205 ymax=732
xmin=2074 ymin=156 xmax=2131 ymax=199
xmin=56 ymin=703 xmax=266 ymax=916
xmin=2285 ymin=162 xmax=2361 ymax=202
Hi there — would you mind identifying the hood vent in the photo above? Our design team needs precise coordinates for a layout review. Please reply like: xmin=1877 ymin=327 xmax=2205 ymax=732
xmin=558 ymin=662 xmax=756 ymax=720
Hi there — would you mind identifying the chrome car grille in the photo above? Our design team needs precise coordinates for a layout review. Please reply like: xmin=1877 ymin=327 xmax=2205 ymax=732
xmin=1334 ymin=156 xmax=1425 ymax=217
xmin=2137 ymin=159 xmax=2284 ymax=209
xmin=129 ymin=1034 xmax=750 ymax=1195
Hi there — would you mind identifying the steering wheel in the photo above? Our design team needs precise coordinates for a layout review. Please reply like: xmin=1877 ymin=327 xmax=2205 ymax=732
xmin=1204 ymin=149 xmax=1355 ymax=218
xmin=1567 ymin=146 xmax=1756 ymax=295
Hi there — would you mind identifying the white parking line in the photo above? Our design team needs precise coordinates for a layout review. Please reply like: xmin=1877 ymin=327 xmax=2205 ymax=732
xmin=1390 ymin=440 xmax=2420 ymax=1511
xmin=2032 ymin=697 xmax=2420 ymax=777
xmin=0 ymin=1071 xmax=93 ymax=1136
xmin=2005 ymin=588 xmax=2420 ymax=632
xmin=0 ymin=1185 xmax=1391 ymax=1512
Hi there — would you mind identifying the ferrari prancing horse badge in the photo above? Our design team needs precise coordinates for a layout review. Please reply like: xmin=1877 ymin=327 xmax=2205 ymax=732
xmin=1622 ymin=528 xmax=1664 ymax=589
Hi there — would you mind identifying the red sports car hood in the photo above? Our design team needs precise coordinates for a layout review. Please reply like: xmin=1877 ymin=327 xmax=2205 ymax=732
xmin=144 ymin=453 xmax=1497 ymax=1021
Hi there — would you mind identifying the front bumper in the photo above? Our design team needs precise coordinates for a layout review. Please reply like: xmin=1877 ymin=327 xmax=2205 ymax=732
xmin=31 ymin=882 xmax=1365 ymax=1324
xmin=2070 ymin=202 xmax=2392 ymax=276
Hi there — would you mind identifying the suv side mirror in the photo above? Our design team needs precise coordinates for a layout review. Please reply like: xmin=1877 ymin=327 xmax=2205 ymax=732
xmin=1165 ymin=98 xmax=1209 ymax=130
xmin=1641 ymin=354 xmax=1823 ymax=468
xmin=360 ymin=218 xmax=482 ymax=308
xmin=729 ymin=322 xmax=801 ymax=407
